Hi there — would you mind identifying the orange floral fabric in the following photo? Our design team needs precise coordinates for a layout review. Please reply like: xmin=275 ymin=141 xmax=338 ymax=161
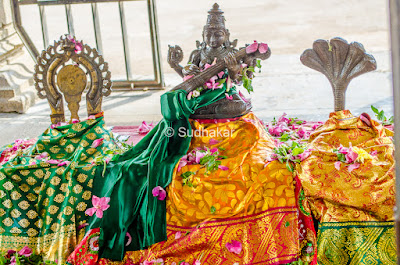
xmin=297 ymin=110 xmax=395 ymax=223
xmin=67 ymin=112 xmax=307 ymax=264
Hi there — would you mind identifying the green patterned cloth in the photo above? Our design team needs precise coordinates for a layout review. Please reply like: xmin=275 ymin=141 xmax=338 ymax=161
xmin=317 ymin=221 xmax=396 ymax=265
xmin=0 ymin=116 xmax=114 ymax=263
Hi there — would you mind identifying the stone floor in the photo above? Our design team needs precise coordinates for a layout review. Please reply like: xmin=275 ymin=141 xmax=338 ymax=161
xmin=0 ymin=0 xmax=394 ymax=146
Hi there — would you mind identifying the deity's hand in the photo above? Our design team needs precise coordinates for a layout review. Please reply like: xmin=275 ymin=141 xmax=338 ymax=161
xmin=167 ymin=45 xmax=184 ymax=67
xmin=243 ymin=54 xmax=257 ymax=79
xmin=224 ymin=52 xmax=240 ymax=81
xmin=182 ymin=64 xmax=201 ymax=76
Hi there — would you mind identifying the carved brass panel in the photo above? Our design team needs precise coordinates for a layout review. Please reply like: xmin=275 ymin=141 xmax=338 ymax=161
xmin=33 ymin=35 xmax=112 ymax=124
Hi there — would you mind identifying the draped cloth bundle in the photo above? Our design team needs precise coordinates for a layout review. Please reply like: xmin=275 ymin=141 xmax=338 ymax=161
xmin=297 ymin=110 xmax=396 ymax=264
xmin=0 ymin=113 xmax=114 ymax=263
xmin=66 ymin=88 xmax=317 ymax=264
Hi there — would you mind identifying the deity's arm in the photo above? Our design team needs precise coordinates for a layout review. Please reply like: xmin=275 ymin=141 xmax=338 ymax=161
xmin=167 ymin=45 xmax=185 ymax=77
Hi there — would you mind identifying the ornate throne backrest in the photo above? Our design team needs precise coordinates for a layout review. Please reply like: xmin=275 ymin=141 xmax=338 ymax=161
xmin=33 ymin=35 xmax=112 ymax=124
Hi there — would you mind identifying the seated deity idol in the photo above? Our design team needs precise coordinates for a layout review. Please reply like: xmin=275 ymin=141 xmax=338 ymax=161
xmin=66 ymin=3 xmax=317 ymax=265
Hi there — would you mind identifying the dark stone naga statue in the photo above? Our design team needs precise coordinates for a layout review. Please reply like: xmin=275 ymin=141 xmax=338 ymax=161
xmin=167 ymin=3 xmax=271 ymax=119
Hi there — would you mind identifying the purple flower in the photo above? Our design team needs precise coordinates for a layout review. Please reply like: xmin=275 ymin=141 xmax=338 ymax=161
xmin=47 ymin=159 xmax=61 ymax=165
xmin=246 ymin=40 xmax=259 ymax=54
xmin=305 ymin=245 xmax=314 ymax=254
xmin=268 ymin=125 xmax=285 ymax=137
xmin=258 ymin=43 xmax=269 ymax=54
xmin=225 ymin=93 xmax=233 ymax=100
xmin=209 ymin=138 xmax=220 ymax=145
xmin=238 ymin=90 xmax=249 ymax=103
xmin=348 ymin=163 xmax=360 ymax=172
xmin=334 ymin=161 xmax=341 ymax=170
xmin=359 ymin=113 xmax=372 ymax=126
xmin=226 ymin=240 xmax=242 ymax=254
xmin=91 ymin=138 xmax=104 ymax=148
xmin=152 ymin=186 xmax=166 ymax=201
xmin=7 ymin=249 xmax=16 ymax=256
xmin=138 ymin=121 xmax=154 ymax=135
xmin=195 ymin=151 xmax=206 ymax=164
xmin=218 ymin=165 xmax=229 ymax=171
xmin=35 ymin=152 xmax=49 ymax=160
xmin=57 ymin=160 xmax=71 ymax=167
xmin=345 ymin=149 xmax=358 ymax=163
xmin=18 ymin=246 xmax=32 ymax=257
xmin=296 ymin=150 xmax=311 ymax=161
xmin=178 ymin=155 xmax=188 ymax=172
xmin=85 ymin=195 xmax=110 ymax=218
xmin=278 ymin=113 xmax=289 ymax=123
xmin=210 ymin=148 xmax=218 ymax=154
xmin=126 ymin=232 xmax=132 ymax=246
xmin=297 ymin=127 xmax=309 ymax=139
xmin=74 ymin=41 xmax=83 ymax=53
xmin=175 ymin=231 xmax=182 ymax=239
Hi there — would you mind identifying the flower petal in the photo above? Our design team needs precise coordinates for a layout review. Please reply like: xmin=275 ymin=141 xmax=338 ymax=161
xmin=258 ymin=43 xmax=269 ymax=54
xmin=91 ymin=138 xmax=104 ymax=148
xmin=218 ymin=165 xmax=229 ymax=171
xmin=348 ymin=163 xmax=360 ymax=172
xmin=152 ymin=186 xmax=161 ymax=197
xmin=195 ymin=151 xmax=206 ymax=164
xmin=225 ymin=93 xmax=233 ymax=100
xmin=238 ymin=90 xmax=249 ymax=103
xmin=92 ymin=195 xmax=100 ymax=206
xmin=187 ymin=91 xmax=193 ymax=100
xmin=226 ymin=240 xmax=242 ymax=254
xmin=175 ymin=231 xmax=182 ymax=240
xmin=209 ymin=138 xmax=220 ymax=145
xmin=359 ymin=113 xmax=372 ymax=126
xmin=210 ymin=147 xmax=218 ymax=154
xmin=85 ymin=207 xmax=96 ymax=216
xmin=183 ymin=75 xmax=194 ymax=81
xmin=246 ymin=40 xmax=259 ymax=54
xmin=158 ymin=189 xmax=166 ymax=201
xmin=334 ymin=161 xmax=341 ymax=170
xmin=126 ymin=232 xmax=132 ymax=246
xmin=95 ymin=209 xmax=104 ymax=219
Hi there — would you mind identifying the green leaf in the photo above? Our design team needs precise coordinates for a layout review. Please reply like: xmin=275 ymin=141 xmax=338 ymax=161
xmin=280 ymin=133 xmax=290 ymax=142
xmin=337 ymin=153 xmax=346 ymax=162
xmin=210 ymin=206 xmax=216 ymax=214
xmin=371 ymin=105 xmax=379 ymax=114
xmin=256 ymin=59 xmax=262 ymax=70
xmin=181 ymin=171 xmax=194 ymax=179
xmin=286 ymin=161 xmax=293 ymax=172
xmin=247 ymin=66 xmax=255 ymax=73
xmin=199 ymin=155 xmax=213 ymax=165
xmin=292 ymin=147 xmax=304 ymax=156
xmin=377 ymin=110 xmax=385 ymax=121
xmin=218 ymin=147 xmax=226 ymax=151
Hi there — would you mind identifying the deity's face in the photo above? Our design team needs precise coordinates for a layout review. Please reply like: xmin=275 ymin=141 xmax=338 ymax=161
xmin=203 ymin=28 xmax=227 ymax=48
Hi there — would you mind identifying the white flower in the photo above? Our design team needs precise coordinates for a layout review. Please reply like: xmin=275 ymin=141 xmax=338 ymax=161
xmin=192 ymin=90 xmax=201 ymax=97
